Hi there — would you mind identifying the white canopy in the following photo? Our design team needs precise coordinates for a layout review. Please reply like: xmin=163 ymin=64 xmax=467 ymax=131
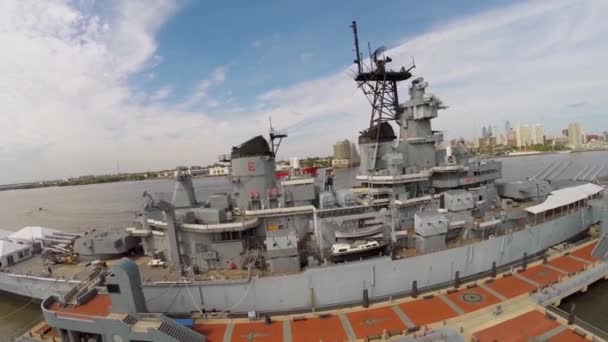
xmin=9 ymin=226 xmax=60 ymax=242
xmin=0 ymin=240 xmax=29 ymax=257
xmin=526 ymin=183 xmax=604 ymax=215
xmin=0 ymin=229 xmax=13 ymax=239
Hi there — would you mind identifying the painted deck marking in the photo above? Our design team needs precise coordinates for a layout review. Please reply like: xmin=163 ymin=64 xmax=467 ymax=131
xmin=391 ymin=305 xmax=415 ymax=328
xmin=535 ymin=325 xmax=566 ymax=340
xmin=513 ymin=273 xmax=541 ymax=288
xmin=282 ymin=320 xmax=292 ymax=342
xmin=338 ymin=313 xmax=357 ymax=341
xmin=542 ymin=264 xmax=568 ymax=275
xmin=567 ymin=254 xmax=592 ymax=265
xmin=223 ymin=322 xmax=234 ymax=342
xmin=477 ymin=283 xmax=508 ymax=301
xmin=438 ymin=294 xmax=465 ymax=316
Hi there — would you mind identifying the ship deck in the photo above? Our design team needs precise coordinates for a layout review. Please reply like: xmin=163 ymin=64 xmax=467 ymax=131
xmin=5 ymin=255 xmax=97 ymax=281
xmin=133 ymin=255 xmax=270 ymax=282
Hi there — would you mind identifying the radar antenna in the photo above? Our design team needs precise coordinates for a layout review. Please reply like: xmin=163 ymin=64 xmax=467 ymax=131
xmin=350 ymin=21 xmax=415 ymax=129
xmin=269 ymin=116 xmax=287 ymax=158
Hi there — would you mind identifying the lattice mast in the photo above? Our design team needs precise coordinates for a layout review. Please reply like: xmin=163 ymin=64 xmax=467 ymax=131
xmin=350 ymin=21 xmax=415 ymax=131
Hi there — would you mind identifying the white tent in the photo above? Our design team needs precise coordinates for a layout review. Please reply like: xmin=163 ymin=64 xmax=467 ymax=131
xmin=0 ymin=240 xmax=32 ymax=267
xmin=0 ymin=229 xmax=13 ymax=240
xmin=8 ymin=226 xmax=60 ymax=243
xmin=526 ymin=183 xmax=604 ymax=215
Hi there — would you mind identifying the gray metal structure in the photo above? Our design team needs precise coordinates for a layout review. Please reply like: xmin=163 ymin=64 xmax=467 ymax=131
xmin=40 ymin=258 xmax=204 ymax=342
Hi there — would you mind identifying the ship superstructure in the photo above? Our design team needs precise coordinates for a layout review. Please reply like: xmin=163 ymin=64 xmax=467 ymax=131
xmin=2 ymin=22 xmax=608 ymax=321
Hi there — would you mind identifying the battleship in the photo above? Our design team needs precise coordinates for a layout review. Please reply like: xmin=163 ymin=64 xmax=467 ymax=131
xmin=4 ymin=21 xmax=608 ymax=341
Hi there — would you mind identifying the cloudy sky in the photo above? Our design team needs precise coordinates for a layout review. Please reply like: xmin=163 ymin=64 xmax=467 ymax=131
xmin=1 ymin=0 xmax=606 ymax=184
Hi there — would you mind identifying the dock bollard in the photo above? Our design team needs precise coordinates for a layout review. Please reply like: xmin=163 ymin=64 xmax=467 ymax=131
xmin=454 ymin=271 xmax=460 ymax=289
xmin=362 ymin=289 xmax=369 ymax=308
xmin=412 ymin=280 xmax=418 ymax=298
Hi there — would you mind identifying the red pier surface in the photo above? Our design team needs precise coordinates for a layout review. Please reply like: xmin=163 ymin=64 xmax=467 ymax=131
xmin=473 ymin=310 xmax=587 ymax=342
xmin=346 ymin=306 xmax=406 ymax=338
xmin=45 ymin=241 xmax=599 ymax=342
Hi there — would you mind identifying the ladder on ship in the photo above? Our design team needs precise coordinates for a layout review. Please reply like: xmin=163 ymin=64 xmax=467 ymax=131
xmin=62 ymin=268 xmax=106 ymax=305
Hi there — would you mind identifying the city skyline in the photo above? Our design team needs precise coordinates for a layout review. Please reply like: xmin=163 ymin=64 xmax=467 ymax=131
xmin=474 ymin=120 xmax=606 ymax=142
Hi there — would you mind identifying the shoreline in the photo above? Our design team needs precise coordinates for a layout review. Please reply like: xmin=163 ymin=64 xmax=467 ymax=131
xmin=0 ymin=174 xmax=228 ymax=193
xmin=483 ymin=148 xmax=608 ymax=159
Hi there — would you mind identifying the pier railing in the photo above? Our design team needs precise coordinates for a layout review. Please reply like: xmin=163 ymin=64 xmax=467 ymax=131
xmin=546 ymin=305 xmax=608 ymax=341
xmin=531 ymin=262 xmax=608 ymax=306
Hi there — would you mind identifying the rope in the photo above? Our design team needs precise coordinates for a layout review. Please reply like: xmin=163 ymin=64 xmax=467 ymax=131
xmin=184 ymin=282 xmax=203 ymax=314
xmin=219 ymin=277 xmax=254 ymax=314
xmin=0 ymin=299 xmax=35 ymax=320
xmin=144 ymin=281 xmax=177 ymax=304
xmin=0 ymin=273 xmax=68 ymax=321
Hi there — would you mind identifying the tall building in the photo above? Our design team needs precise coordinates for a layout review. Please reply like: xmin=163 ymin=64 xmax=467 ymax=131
xmin=567 ymin=123 xmax=583 ymax=149
xmin=332 ymin=139 xmax=360 ymax=168
xmin=505 ymin=120 xmax=511 ymax=135
xmin=515 ymin=125 xmax=532 ymax=147
xmin=481 ymin=126 xmax=488 ymax=139
xmin=531 ymin=124 xmax=544 ymax=145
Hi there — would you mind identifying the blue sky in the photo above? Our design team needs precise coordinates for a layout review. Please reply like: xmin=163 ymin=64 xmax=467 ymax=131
xmin=139 ymin=0 xmax=511 ymax=110
xmin=0 ymin=0 xmax=606 ymax=183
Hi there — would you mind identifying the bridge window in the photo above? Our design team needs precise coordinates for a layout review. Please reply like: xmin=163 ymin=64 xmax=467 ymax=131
xmin=107 ymin=284 xmax=121 ymax=294
xmin=213 ymin=231 xmax=241 ymax=242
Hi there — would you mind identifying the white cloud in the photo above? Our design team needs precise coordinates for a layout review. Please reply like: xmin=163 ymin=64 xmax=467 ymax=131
xmin=1 ymin=0 xmax=607 ymax=183
xmin=150 ymin=85 xmax=172 ymax=102
xmin=179 ymin=65 xmax=229 ymax=109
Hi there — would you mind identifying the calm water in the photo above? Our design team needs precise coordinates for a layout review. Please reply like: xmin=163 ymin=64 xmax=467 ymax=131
xmin=2 ymin=152 xmax=608 ymax=339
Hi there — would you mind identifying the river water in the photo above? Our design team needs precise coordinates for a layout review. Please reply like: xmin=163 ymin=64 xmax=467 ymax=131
xmin=2 ymin=151 xmax=608 ymax=339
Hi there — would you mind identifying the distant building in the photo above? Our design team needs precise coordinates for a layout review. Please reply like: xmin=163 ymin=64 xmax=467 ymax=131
xmin=332 ymin=139 xmax=360 ymax=168
xmin=545 ymin=135 xmax=568 ymax=146
xmin=567 ymin=123 xmax=583 ymax=149
xmin=478 ymin=136 xmax=496 ymax=149
xmin=506 ymin=130 xmax=517 ymax=146
xmin=531 ymin=124 xmax=544 ymax=145
xmin=208 ymin=162 xmax=231 ymax=176
xmin=586 ymin=134 xmax=601 ymax=143
xmin=515 ymin=125 xmax=531 ymax=147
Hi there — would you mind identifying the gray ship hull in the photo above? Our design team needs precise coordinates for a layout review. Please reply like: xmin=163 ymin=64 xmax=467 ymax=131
xmin=141 ymin=207 xmax=595 ymax=314
xmin=0 ymin=203 xmax=600 ymax=313
xmin=0 ymin=273 xmax=77 ymax=300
